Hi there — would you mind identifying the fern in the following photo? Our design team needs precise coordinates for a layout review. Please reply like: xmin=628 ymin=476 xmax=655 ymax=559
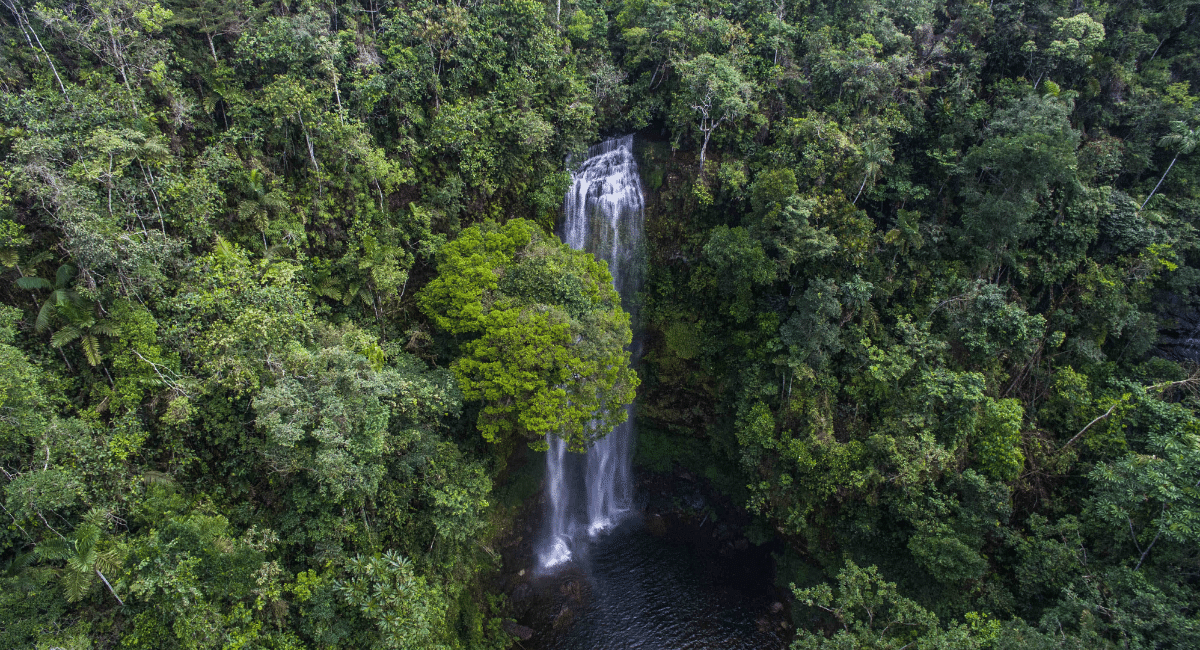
xmin=34 ymin=520 xmax=122 ymax=604
xmin=50 ymin=325 xmax=81 ymax=348
xmin=35 ymin=298 xmax=55 ymax=332
xmin=89 ymin=320 xmax=121 ymax=337
xmin=16 ymin=276 xmax=51 ymax=290
xmin=80 ymin=335 xmax=101 ymax=366
xmin=54 ymin=264 xmax=76 ymax=288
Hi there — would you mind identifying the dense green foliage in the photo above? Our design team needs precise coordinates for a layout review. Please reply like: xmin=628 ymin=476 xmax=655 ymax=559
xmin=418 ymin=218 xmax=637 ymax=451
xmin=0 ymin=0 xmax=1199 ymax=648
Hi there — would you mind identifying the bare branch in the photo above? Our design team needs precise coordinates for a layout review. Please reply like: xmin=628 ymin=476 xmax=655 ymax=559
xmin=1061 ymin=400 xmax=1123 ymax=450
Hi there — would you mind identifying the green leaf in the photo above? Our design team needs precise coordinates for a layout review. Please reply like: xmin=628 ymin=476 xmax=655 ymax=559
xmin=81 ymin=334 xmax=101 ymax=366
xmin=50 ymin=325 xmax=81 ymax=348
xmin=54 ymin=264 xmax=75 ymax=289
xmin=89 ymin=320 xmax=121 ymax=337
xmin=34 ymin=300 xmax=54 ymax=333
xmin=16 ymin=276 xmax=51 ymax=290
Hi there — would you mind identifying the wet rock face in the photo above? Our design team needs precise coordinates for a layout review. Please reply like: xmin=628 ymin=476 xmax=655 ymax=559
xmin=646 ymin=514 xmax=667 ymax=537
xmin=1161 ymin=322 xmax=1200 ymax=362
xmin=510 ymin=582 xmax=534 ymax=618
xmin=512 ymin=581 xmax=533 ymax=602
xmin=681 ymin=490 xmax=705 ymax=512
xmin=503 ymin=621 xmax=535 ymax=641
xmin=502 ymin=565 xmax=595 ymax=645
xmin=560 ymin=579 xmax=582 ymax=601
xmin=1156 ymin=294 xmax=1200 ymax=363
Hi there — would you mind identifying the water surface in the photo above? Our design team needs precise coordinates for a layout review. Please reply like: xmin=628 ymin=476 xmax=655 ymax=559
xmin=540 ymin=521 xmax=785 ymax=650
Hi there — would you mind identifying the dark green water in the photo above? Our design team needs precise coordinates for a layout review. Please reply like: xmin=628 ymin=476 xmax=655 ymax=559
xmin=541 ymin=522 xmax=786 ymax=649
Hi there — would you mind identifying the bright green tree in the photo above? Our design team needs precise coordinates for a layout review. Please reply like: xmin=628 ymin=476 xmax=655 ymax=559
xmin=418 ymin=219 xmax=638 ymax=451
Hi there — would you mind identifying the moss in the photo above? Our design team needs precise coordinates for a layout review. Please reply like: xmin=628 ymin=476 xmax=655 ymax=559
xmin=492 ymin=450 xmax=544 ymax=510
xmin=645 ymin=167 xmax=665 ymax=191
xmin=634 ymin=424 xmax=746 ymax=499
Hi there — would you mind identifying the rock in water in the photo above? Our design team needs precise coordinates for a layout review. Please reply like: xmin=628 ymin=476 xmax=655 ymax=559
xmin=503 ymin=621 xmax=535 ymax=641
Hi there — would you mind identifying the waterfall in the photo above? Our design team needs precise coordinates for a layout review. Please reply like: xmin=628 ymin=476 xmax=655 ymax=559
xmin=539 ymin=135 xmax=645 ymax=570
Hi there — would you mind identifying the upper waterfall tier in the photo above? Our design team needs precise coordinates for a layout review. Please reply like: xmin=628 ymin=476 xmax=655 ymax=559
xmin=562 ymin=135 xmax=646 ymax=311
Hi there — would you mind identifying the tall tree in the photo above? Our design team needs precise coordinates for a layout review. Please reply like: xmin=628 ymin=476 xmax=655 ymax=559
xmin=674 ymin=53 xmax=755 ymax=173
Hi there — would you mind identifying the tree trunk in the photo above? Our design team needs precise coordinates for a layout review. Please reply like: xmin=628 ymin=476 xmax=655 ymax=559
xmin=697 ymin=115 xmax=725 ymax=175
xmin=107 ymin=22 xmax=138 ymax=115
xmin=1141 ymin=154 xmax=1178 ymax=209
xmin=3 ymin=1 xmax=70 ymax=102
xmin=298 ymin=113 xmax=320 ymax=173
xmin=95 ymin=568 xmax=124 ymax=606
xmin=332 ymin=75 xmax=345 ymax=124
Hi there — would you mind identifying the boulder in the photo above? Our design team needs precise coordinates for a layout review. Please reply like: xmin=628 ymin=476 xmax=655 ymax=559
xmin=511 ymin=582 xmax=532 ymax=603
xmin=503 ymin=621 xmax=535 ymax=641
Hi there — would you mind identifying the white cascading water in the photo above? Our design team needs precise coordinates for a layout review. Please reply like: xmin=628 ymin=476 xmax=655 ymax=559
xmin=539 ymin=135 xmax=645 ymax=570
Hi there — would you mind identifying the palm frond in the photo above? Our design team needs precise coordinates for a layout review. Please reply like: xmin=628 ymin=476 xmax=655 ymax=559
xmin=57 ymin=303 xmax=90 ymax=326
xmin=81 ymin=335 xmax=101 ymax=366
xmin=35 ymin=300 xmax=54 ymax=332
xmin=77 ymin=523 xmax=101 ymax=545
xmin=35 ymin=538 xmax=72 ymax=561
xmin=214 ymin=236 xmax=240 ymax=265
xmin=311 ymin=279 xmax=342 ymax=301
xmin=140 ymin=138 xmax=169 ymax=158
xmin=95 ymin=549 xmax=121 ymax=574
xmin=89 ymin=320 xmax=121 ymax=337
xmin=1159 ymin=121 xmax=1198 ymax=154
xmin=67 ymin=547 xmax=94 ymax=574
xmin=262 ymin=190 xmax=290 ymax=212
xmin=50 ymin=288 xmax=75 ymax=307
xmin=50 ymin=325 xmax=81 ymax=348
xmin=61 ymin=568 xmax=93 ymax=602
xmin=27 ymin=251 xmax=53 ymax=267
xmin=237 ymin=200 xmax=262 ymax=222
xmin=2 ymin=550 xmax=36 ymax=576
xmin=83 ymin=508 xmax=110 ymax=529
xmin=54 ymin=264 xmax=76 ymax=289
xmin=16 ymin=276 xmax=51 ymax=290
xmin=263 ymin=244 xmax=291 ymax=261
